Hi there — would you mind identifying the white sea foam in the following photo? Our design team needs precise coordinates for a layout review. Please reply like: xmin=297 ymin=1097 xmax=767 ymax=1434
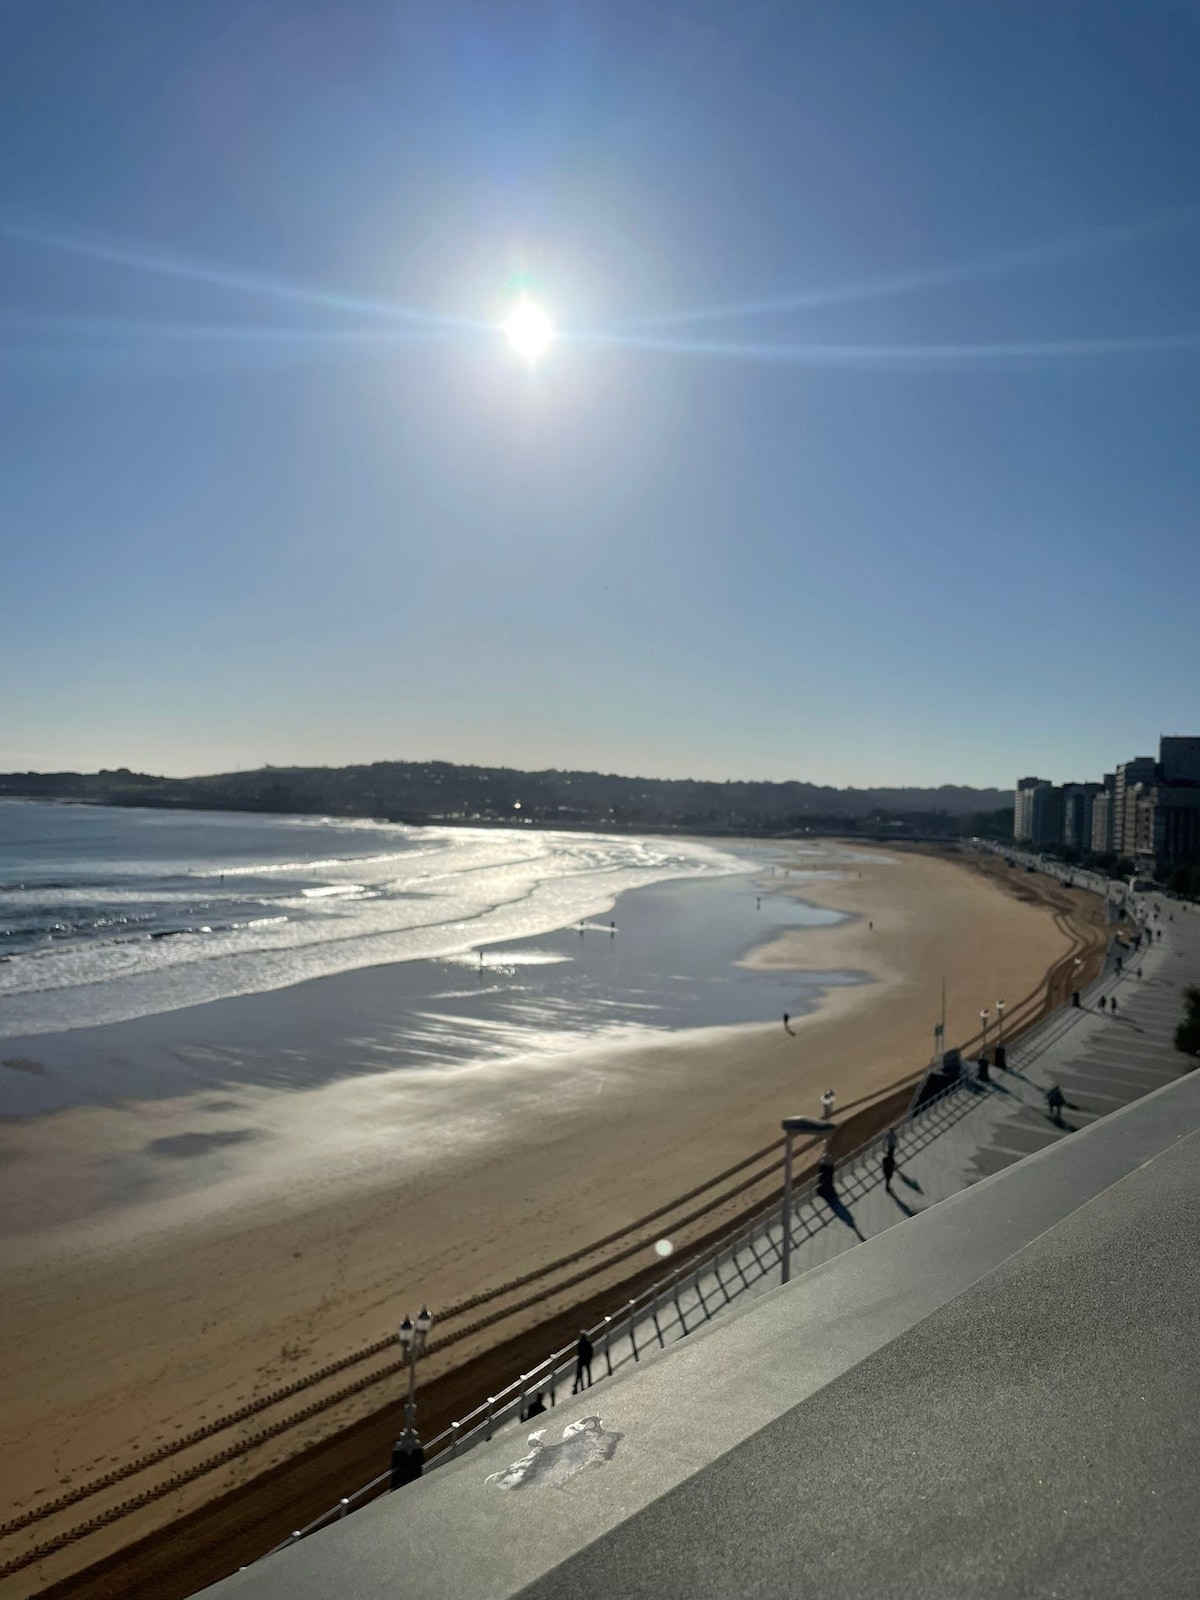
xmin=0 ymin=820 xmax=747 ymax=1035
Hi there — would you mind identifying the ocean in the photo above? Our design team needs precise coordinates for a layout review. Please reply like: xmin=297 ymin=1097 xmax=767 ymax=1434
xmin=0 ymin=802 xmax=856 ymax=1061
xmin=0 ymin=801 xmax=766 ymax=1035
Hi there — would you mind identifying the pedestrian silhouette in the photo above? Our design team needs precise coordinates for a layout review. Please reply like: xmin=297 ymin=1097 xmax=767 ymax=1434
xmin=1110 ymin=996 xmax=1119 ymax=1015
xmin=885 ymin=1127 xmax=897 ymax=1158
xmin=783 ymin=1012 xmax=794 ymax=1035
xmin=1137 ymin=966 xmax=1143 ymax=980
xmin=522 ymin=1392 xmax=547 ymax=1420
xmin=572 ymin=1331 xmax=594 ymax=1393
xmin=817 ymin=1151 xmax=837 ymax=1202
xmin=820 ymin=1089 xmax=835 ymax=1119
xmin=1046 ymin=1084 xmax=1066 ymax=1126
xmin=882 ymin=1147 xmax=897 ymax=1192
xmin=1098 ymin=994 xmax=1107 ymax=1011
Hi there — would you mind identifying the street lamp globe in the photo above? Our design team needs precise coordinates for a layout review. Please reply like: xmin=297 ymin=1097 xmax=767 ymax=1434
xmin=398 ymin=1315 xmax=414 ymax=1353
xmin=416 ymin=1305 xmax=433 ymax=1348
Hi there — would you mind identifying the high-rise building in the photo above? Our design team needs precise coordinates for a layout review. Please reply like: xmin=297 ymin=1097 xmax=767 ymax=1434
xmin=1159 ymin=736 xmax=1200 ymax=785
xmin=1113 ymin=758 xmax=1156 ymax=858
xmin=1132 ymin=784 xmax=1158 ymax=862
xmin=1153 ymin=736 xmax=1200 ymax=872
xmin=1013 ymin=776 xmax=1048 ymax=843
xmin=1061 ymin=782 xmax=1102 ymax=853
xmin=1152 ymin=786 xmax=1200 ymax=868
xmin=1091 ymin=790 xmax=1113 ymax=855
xmin=1029 ymin=783 xmax=1065 ymax=849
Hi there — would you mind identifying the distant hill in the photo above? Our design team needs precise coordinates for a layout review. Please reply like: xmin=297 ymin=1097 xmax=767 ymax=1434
xmin=0 ymin=761 xmax=1011 ymax=837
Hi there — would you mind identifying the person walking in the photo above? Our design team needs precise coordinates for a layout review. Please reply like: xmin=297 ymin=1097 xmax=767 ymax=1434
xmin=882 ymin=1145 xmax=897 ymax=1193
xmin=821 ymin=1088 xmax=835 ymax=1120
xmin=1098 ymin=994 xmax=1107 ymax=1012
xmin=817 ymin=1149 xmax=837 ymax=1202
xmin=1110 ymin=995 xmax=1119 ymax=1016
xmin=1046 ymin=1084 xmax=1066 ymax=1126
xmin=572 ymin=1330 xmax=594 ymax=1393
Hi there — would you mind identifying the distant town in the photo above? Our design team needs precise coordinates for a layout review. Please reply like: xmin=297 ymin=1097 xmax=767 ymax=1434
xmin=1014 ymin=735 xmax=1200 ymax=897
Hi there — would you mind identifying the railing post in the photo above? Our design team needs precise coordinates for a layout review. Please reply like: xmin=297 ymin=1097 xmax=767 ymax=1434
xmin=712 ymin=1251 xmax=732 ymax=1304
xmin=603 ymin=1316 xmax=613 ymax=1377
xmin=450 ymin=1421 xmax=461 ymax=1458
xmin=338 ymin=1498 xmax=350 ymax=1520
xmin=650 ymin=1286 xmax=665 ymax=1348
xmin=628 ymin=1300 xmax=639 ymax=1363
xmin=734 ymin=1233 xmax=751 ymax=1291
xmin=485 ymin=1397 xmax=495 ymax=1441
xmin=694 ymin=1264 xmax=711 ymax=1321
xmin=673 ymin=1272 xmax=688 ymax=1335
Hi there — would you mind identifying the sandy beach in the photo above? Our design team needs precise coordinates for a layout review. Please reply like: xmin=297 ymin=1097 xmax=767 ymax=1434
xmin=0 ymin=843 xmax=1098 ymax=1594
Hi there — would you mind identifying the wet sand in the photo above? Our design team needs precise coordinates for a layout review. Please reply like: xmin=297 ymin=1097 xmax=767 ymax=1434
xmin=0 ymin=844 xmax=1078 ymax=1590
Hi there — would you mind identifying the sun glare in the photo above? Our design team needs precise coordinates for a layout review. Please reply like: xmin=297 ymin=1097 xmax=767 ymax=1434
xmin=503 ymin=297 xmax=554 ymax=363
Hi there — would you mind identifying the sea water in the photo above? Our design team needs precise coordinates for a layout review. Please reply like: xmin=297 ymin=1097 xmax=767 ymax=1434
xmin=0 ymin=800 xmax=799 ymax=1036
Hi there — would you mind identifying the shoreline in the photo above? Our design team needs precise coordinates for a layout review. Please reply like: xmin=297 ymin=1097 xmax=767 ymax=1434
xmin=0 ymin=844 xmax=1099 ymax=1595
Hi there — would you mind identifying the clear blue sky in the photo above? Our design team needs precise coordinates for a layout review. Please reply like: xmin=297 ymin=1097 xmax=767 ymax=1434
xmin=3 ymin=1 xmax=1199 ymax=788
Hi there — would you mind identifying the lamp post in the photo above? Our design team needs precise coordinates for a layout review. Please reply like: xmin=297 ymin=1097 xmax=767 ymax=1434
xmin=979 ymin=1008 xmax=990 ymax=1058
xmin=780 ymin=1116 xmax=834 ymax=1285
xmin=391 ymin=1305 xmax=433 ymax=1489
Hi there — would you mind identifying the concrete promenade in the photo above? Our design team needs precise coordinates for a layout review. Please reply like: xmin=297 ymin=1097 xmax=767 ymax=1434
xmin=257 ymin=858 xmax=1199 ymax=1538
xmin=203 ymin=867 xmax=1200 ymax=1600
xmin=502 ymin=866 xmax=1197 ymax=1419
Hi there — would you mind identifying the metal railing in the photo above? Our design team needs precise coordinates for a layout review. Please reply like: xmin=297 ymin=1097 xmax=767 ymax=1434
xmin=258 ymin=885 xmax=1135 ymax=1566
xmin=256 ymin=1070 xmax=987 ymax=1564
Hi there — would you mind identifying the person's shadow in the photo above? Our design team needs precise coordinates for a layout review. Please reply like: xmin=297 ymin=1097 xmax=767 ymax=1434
xmin=887 ymin=1189 xmax=920 ymax=1218
xmin=896 ymin=1171 xmax=923 ymax=1193
xmin=1046 ymin=1108 xmax=1078 ymax=1132
xmin=819 ymin=1190 xmax=865 ymax=1240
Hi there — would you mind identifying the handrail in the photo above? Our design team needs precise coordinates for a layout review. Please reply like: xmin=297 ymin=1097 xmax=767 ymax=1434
xmin=259 ymin=1071 xmax=982 ymax=1560
xmin=257 ymin=854 xmax=1138 ymax=1562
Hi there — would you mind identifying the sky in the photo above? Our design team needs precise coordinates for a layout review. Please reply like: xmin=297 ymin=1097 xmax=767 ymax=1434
xmin=2 ymin=0 xmax=1199 ymax=790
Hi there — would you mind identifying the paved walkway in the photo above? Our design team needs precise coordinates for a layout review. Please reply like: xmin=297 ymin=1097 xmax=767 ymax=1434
xmin=276 ymin=866 xmax=1199 ymax=1546
xmin=450 ymin=867 xmax=1198 ymax=1455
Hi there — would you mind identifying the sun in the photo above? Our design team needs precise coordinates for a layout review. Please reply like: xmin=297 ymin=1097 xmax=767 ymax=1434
xmin=502 ymin=296 xmax=554 ymax=363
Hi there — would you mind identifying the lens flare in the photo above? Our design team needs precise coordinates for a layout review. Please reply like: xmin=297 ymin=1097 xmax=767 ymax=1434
xmin=503 ymin=297 xmax=554 ymax=363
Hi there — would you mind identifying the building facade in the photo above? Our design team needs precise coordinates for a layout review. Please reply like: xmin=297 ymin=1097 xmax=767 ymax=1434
xmin=1062 ymin=782 xmax=1102 ymax=853
xmin=1028 ymin=783 xmax=1065 ymax=849
xmin=1013 ymin=738 xmax=1200 ymax=873
xmin=1159 ymin=737 xmax=1200 ymax=785
xmin=1090 ymin=791 xmax=1113 ymax=855
xmin=1013 ymin=776 xmax=1049 ymax=844
xmin=1114 ymin=758 xmax=1157 ymax=858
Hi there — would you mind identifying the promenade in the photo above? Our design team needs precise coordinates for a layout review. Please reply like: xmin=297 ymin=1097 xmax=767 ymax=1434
xmin=253 ymin=857 xmax=1198 ymax=1556
xmin=493 ymin=864 xmax=1193 ymax=1414
xmin=206 ymin=863 xmax=1200 ymax=1600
